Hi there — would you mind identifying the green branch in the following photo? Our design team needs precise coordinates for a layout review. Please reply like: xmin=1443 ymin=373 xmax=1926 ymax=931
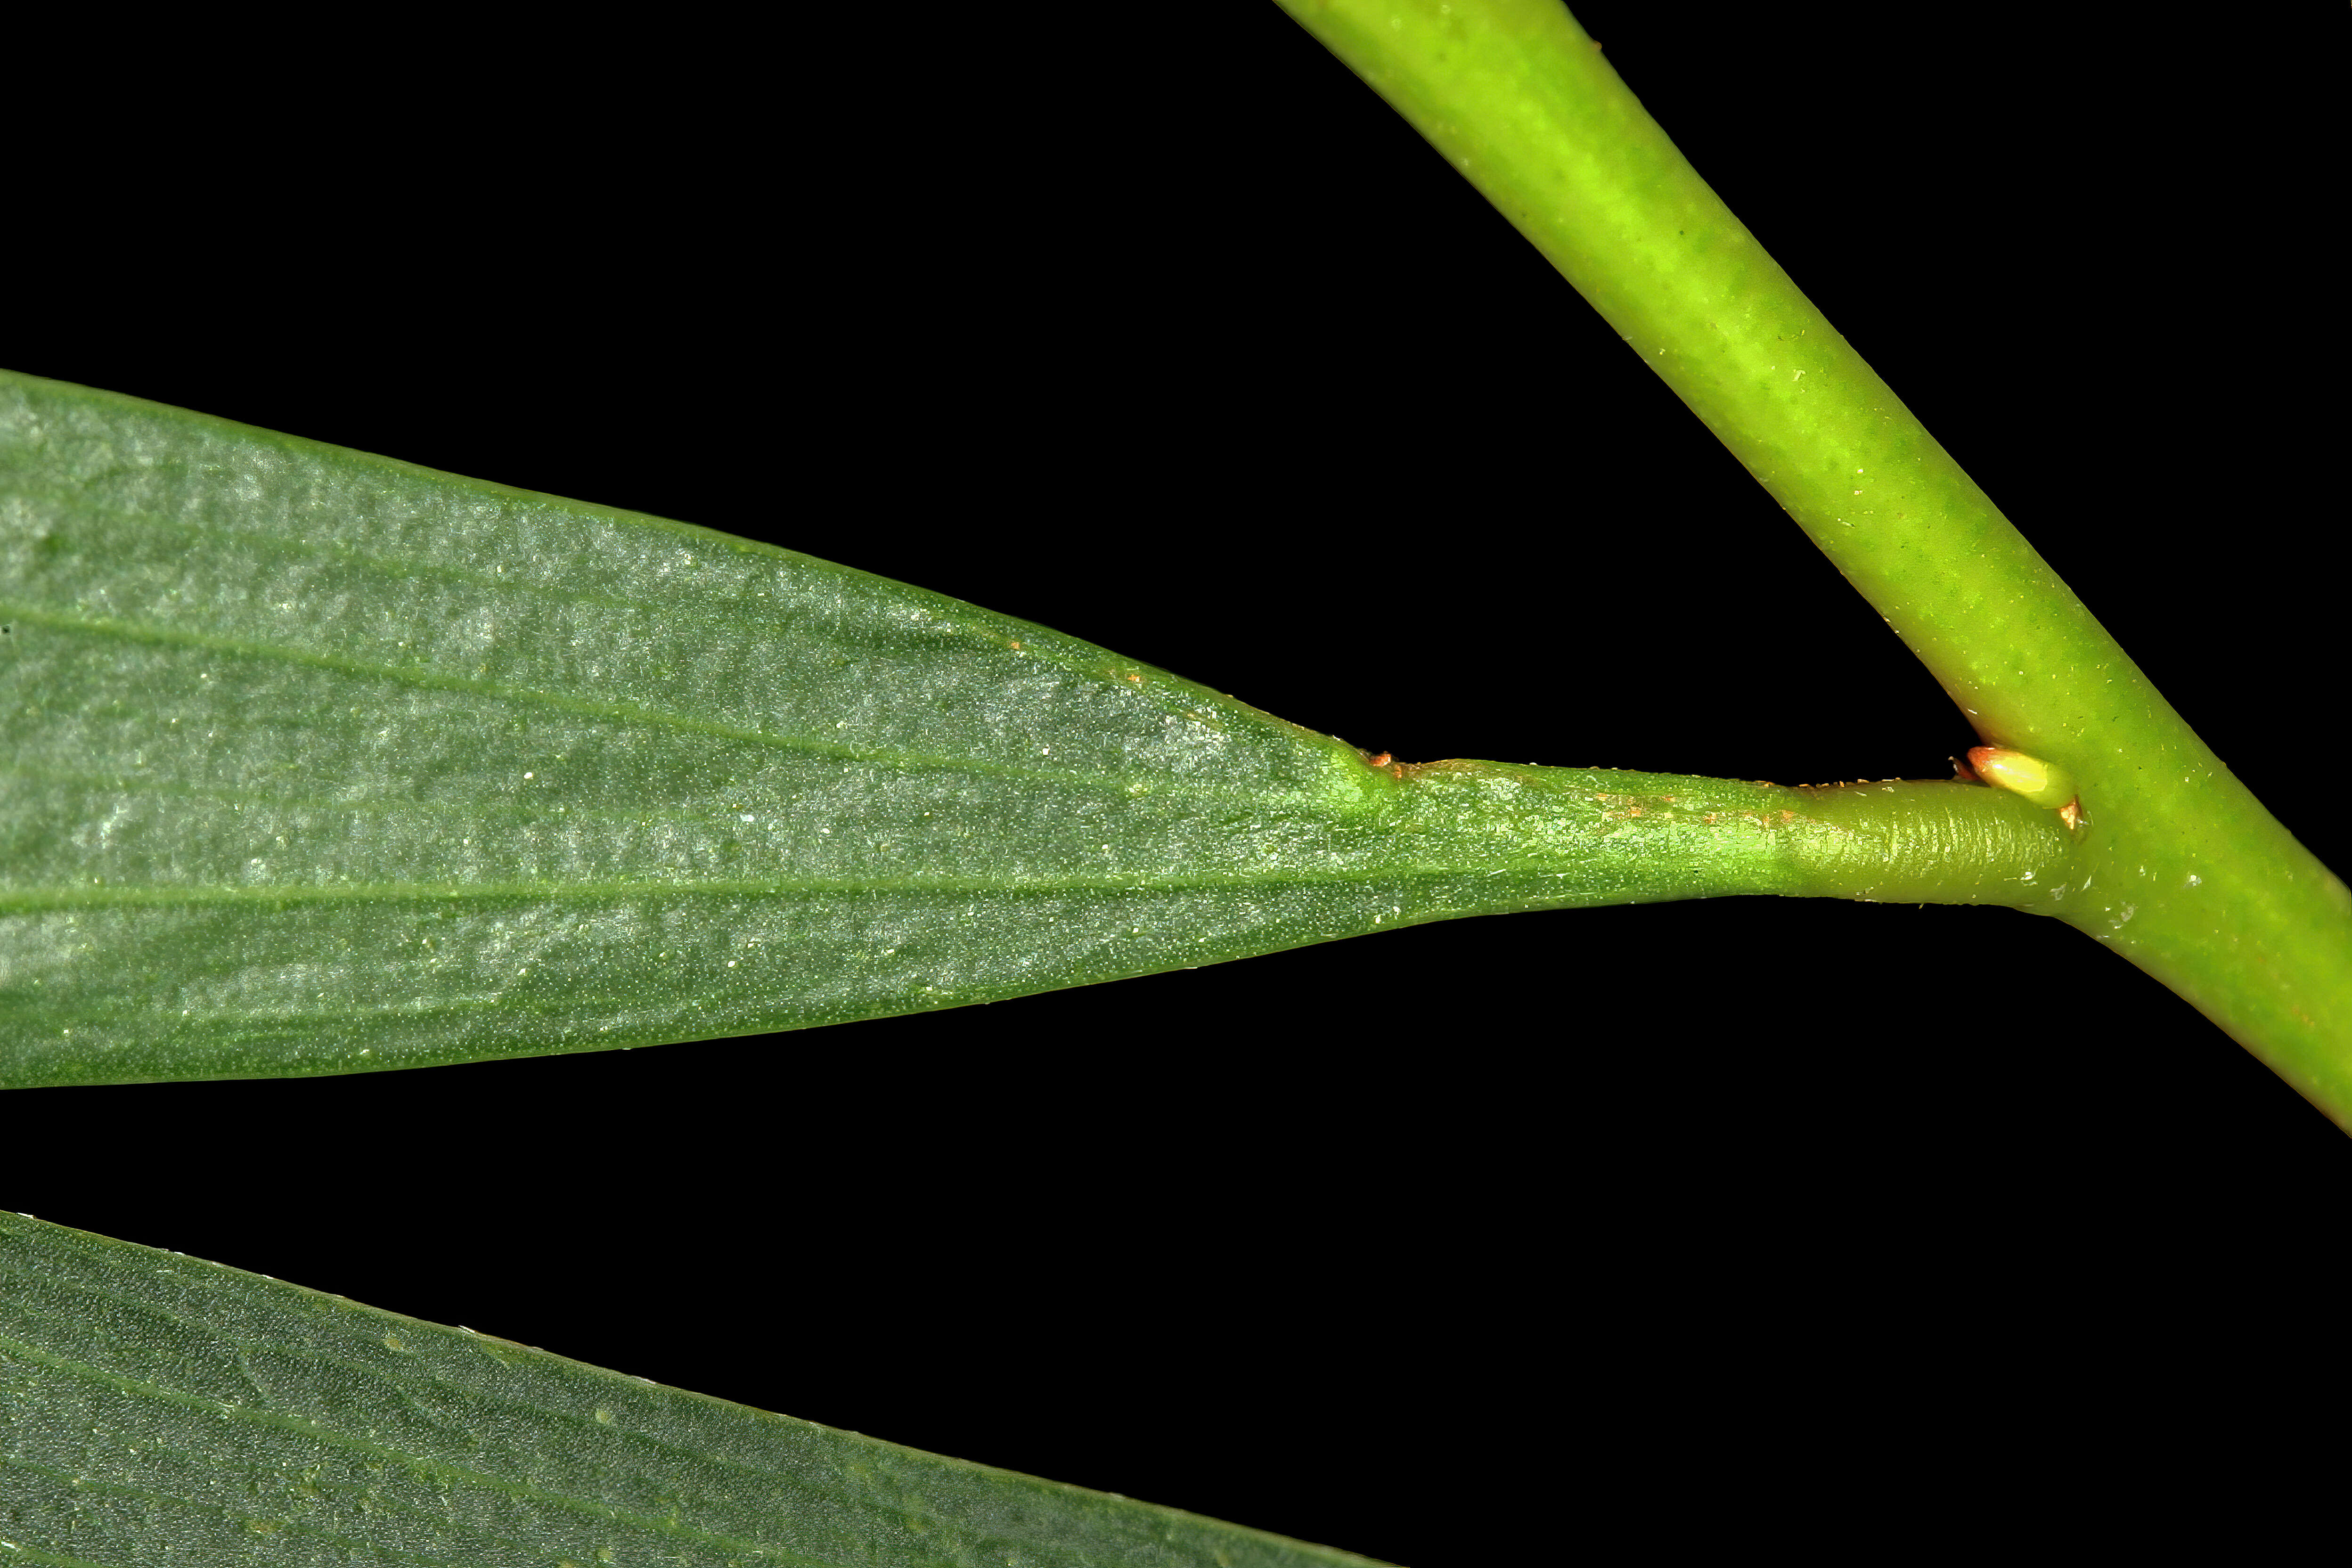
xmin=1274 ymin=0 xmax=2352 ymax=1128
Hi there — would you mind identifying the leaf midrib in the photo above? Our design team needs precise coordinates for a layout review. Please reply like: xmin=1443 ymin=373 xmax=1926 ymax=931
xmin=0 ymin=856 xmax=1512 ymax=915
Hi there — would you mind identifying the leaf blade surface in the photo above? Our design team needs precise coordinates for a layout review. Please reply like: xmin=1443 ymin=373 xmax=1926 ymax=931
xmin=0 ymin=1210 xmax=1394 ymax=1567
xmin=0 ymin=373 xmax=1553 ymax=1085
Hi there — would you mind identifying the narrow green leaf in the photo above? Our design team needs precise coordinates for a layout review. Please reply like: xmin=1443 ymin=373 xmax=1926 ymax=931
xmin=0 ymin=371 xmax=2077 ymax=1087
xmin=0 ymin=1210 xmax=1393 ymax=1567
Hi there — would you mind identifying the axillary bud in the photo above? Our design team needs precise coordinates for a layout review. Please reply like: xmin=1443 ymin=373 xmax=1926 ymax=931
xmin=1967 ymin=746 xmax=2077 ymax=810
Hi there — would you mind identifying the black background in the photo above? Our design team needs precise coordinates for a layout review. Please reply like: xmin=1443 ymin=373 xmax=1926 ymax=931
xmin=10 ymin=8 xmax=2340 ymax=1563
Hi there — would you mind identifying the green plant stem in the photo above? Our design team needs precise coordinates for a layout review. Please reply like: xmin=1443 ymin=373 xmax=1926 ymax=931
xmin=1273 ymin=0 xmax=2352 ymax=1128
xmin=1331 ymin=763 xmax=2083 ymax=910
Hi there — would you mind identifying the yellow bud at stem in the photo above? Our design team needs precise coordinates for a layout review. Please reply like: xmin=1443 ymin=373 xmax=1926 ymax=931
xmin=1967 ymin=746 xmax=2078 ymax=811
